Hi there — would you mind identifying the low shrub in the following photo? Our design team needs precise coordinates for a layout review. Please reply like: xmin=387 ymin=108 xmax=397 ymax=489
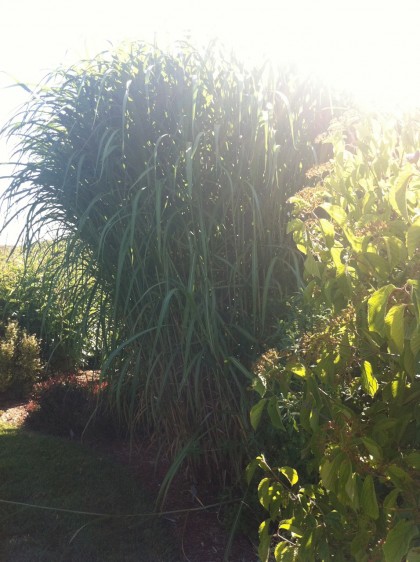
xmin=26 ymin=374 xmax=118 ymax=439
xmin=0 ymin=320 xmax=42 ymax=396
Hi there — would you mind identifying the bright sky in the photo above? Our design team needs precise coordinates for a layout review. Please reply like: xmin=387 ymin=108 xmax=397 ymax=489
xmin=1 ymin=0 xmax=420 ymax=243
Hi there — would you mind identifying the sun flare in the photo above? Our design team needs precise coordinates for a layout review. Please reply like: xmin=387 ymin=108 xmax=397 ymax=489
xmin=1 ymin=0 xmax=420 ymax=243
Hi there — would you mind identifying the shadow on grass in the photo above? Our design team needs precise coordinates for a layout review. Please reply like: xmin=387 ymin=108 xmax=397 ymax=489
xmin=0 ymin=423 xmax=178 ymax=561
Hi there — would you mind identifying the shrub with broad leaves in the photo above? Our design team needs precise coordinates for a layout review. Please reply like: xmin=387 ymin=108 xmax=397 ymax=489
xmin=249 ymin=113 xmax=420 ymax=561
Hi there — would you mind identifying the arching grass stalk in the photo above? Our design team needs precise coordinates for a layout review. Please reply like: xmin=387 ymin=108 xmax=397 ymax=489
xmin=1 ymin=41 xmax=337 ymax=482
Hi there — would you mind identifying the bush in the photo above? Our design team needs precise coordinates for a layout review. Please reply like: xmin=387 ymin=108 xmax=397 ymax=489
xmin=0 ymin=320 xmax=42 ymax=396
xmin=26 ymin=374 xmax=117 ymax=439
xmin=250 ymin=112 xmax=420 ymax=561
xmin=0 ymin=244 xmax=104 ymax=372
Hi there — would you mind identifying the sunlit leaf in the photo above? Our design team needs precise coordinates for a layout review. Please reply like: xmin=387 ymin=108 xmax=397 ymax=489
xmin=407 ymin=217 xmax=420 ymax=258
xmin=258 ymin=519 xmax=271 ymax=562
xmin=320 ymin=203 xmax=347 ymax=226
xmin=368 ymin=284 xmax=395 ymax=336
xmin=389 ymin=165 xmax=413 ymax=220
xmin=278 ymin=466 xmax=298 ymax=486
xmin=361 ymin=361 xmax=379 ymax=397
xmin=285 ymin=360 xmax=307 ymax=377
xmin=385 ymin=304 xmax=406 ymax=354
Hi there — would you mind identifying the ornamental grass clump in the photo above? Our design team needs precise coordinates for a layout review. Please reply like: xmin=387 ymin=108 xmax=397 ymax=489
xmin=1 ymin=42 xmax=336 ymax=480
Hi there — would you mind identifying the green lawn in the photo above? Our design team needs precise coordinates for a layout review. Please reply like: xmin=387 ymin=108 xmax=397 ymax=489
xmin=0 ymin=423 xmax=178 ymax=561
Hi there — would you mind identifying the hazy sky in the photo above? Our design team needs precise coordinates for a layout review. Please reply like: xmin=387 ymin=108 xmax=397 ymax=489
xmin=1 ymin=0 xmax=420 ymax=242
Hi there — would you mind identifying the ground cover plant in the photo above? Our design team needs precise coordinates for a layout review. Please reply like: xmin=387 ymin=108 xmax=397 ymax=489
xmin=0 ymin=422 xmax=177 ymax=561
xmin=1 ymin=41 xmax=339 ymax=481
xmin=249 ymin=112 xmax=420 ymax=561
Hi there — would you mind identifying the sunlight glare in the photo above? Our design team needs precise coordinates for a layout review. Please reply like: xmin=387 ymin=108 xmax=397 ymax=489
xmin=1 ymin=0 xmax=420 ymax=243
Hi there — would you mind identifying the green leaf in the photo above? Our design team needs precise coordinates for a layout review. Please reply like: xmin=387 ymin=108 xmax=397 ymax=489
xmin=383 ymin=488 xmax=400 ymax=511
xmin=360 ymin=475 xmax=379 ymax=519
xmin=389 ymin=165 xmax=413 ymax=221
xmin=320 ymin=203 xmax=347 ymax=226
xmin=320 ymin=452 xmax=344 ymax=491
xmin=245 ymin=459 xmax=259 ymax=485
xmin=309 ymin=407 xmax=319 ymax=431
xmin=343 ymin=226 xmax=363 ymax=252
xmin=258 ymin=478 xmax=272 ymax=510
xmin=252 ymin=376 xmax=267 ymax=398
xmin=319 ymin=218 xmax=335 ymax=247
xmin=256 ymin=455 xmax=271 ymax=472
xmin=361 ymin=360 xmax=379 ymax=397
xmin=285 ymin=360 xmax=307 ymax=377
xmin=404 ymin=344 xmax=417 ymax=380
xmin=382 ymin=236 xmax=406 ymax=268
xmin=278 ymin=466 xmax=298 ymax=486
xmin=368 ymin=284 xmax=396 ymax=336
xmin=410 ymin=326 xmax=420 ymax=357
xmin=405 ymin=451 xmax=420 ymax=469
xmin=274 ymin=542 xmax=295 ymax=562
xmin=385 ymin=304 xmax=406 ymax=354
xmin=330 ymin=246 xmax=345 ymax=274
xmin=359 ymin=252 xmax=389 ymax=279
xmin=342 ymin=464 xmax=359 ymax=509
xmin=407 ymin=547 xmax=420 ymax=562
xmin=250 ymin=399 xmax=267 ymax=430
xmin=386 ymin=464 xmax=413 ymax=488
xmin=407 ymin=218 xmax=420 ymax=258
xmin=267 ymin=397 xmax=286 ymax=431
xmin=258 ymin=519 xmax=271 ymax=562
xmin=278 ymin=519 xmax=303 ymax=538
xmin=383 ymin=519 xmax=419 ymax=562
xmin=361 ymin=436 xmax=383 ymax=461
xmin=286 ymin=217 xmax=304 ymax=234
xmin=304 ymin=253 xmax=321 ymax=278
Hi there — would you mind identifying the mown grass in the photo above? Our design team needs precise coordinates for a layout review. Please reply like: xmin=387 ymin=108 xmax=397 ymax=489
xmin=0 ymin=423 xmax=177 ymax=561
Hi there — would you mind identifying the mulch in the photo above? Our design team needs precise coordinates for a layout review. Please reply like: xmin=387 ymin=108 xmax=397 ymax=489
xmin=0 ymin=400 xmax=28 ymax=426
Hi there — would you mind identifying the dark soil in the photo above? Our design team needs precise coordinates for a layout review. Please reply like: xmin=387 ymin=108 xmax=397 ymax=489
xmin=91 ymin=437 xmax=259 ymax=562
